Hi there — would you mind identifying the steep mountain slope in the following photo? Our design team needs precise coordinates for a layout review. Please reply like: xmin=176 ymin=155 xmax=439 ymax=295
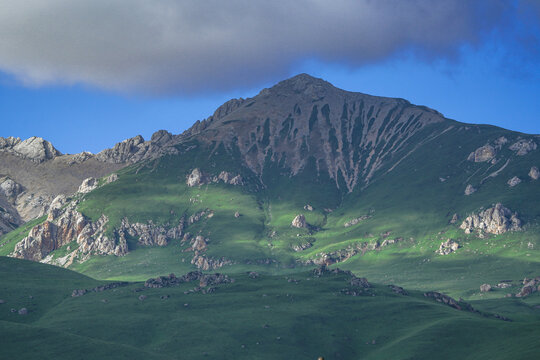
xmin=1 ymin=74 xmax=539 ymax=300
xmin=187 ymin=73 xmax=449 ymax=191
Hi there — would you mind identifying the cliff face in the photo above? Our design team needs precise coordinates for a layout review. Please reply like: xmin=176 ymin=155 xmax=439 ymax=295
xmin=183 ymin=74 xmax=448 ymax=191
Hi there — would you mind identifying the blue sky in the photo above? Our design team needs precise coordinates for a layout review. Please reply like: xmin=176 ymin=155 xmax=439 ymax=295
xmin=0 ymin=1 xmax=539 ymax=154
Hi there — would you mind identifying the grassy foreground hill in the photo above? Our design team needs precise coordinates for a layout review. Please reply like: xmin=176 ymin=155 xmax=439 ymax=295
xmin=1 ymin=256 xmax=540 ymax=360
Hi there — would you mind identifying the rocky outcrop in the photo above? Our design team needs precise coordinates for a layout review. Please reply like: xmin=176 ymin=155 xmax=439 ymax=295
xmin=78 ymin=177 xmax=99 ymax=194
xmin=72 ymin=282 xmax=129 ymax=297
xmin=291 ymin=214 xmax=307 ymax=228
xmin=188 ymin=210 xmax=210 ymax=225
xmin=304 ymin=237 xmax=405 ymax=266
xmin=436 ymin=239 xmax=459 ymax=255
xmin=96 ymin=131 xmax=178 ymax=164
xmin=190 ymin=254 xmax=232 ymax=271
xmin=507 ymin=176 xmax=521 ymax=187
xmin=529 ymin=166 xmax=539 ymax=180
xmin=423 ymin=291 xmax=475 ymax=312
xmin=186 ymin=168 xmax=244 ymax=187
xmin=217 ymin=171 xmax=243 ymax=185
xmin=344 ymin=215 xmax=371 ymax=227
xmin=494 ymin=136 xmax=508 ymax=147
xmin=464 ymin=184 xmax=476 ymax=196
xmin=11 ymin=203 xmax=127 ymax=263
xmin=460 ymin=204 xmax=521 ymax=235
xmin=515 ymin=277 xmax=540 ymax=298
xmin=509 ymin=139 xmax=537 ymax=156
xmin=389 ymin=285 xmax=408 ymax=295
xmin=0 ymin=136 xmax=61 ymax=163
xmin=0 ymin=177 xmax=23 ymax=201
xmin=467 ymin=145 xmax=496 ymax=163
xmin=292 ymin=241 xmax=313 ymax=252
xmin=144 ymin=271 xmax=232 ymax=289
xmin=117 ymin=217 xmax=185 ymax=247
xmin=12 ymin=203 xmax=189 ymax=266
xmin=186 ymin=168 xmax=206 ymax=187
xmin=449 ymin=213 xmax=459 ymax=224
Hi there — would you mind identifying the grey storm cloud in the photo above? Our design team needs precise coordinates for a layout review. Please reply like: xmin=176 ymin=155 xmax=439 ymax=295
xmin=0 ymin=0 xmax=533 ymax=94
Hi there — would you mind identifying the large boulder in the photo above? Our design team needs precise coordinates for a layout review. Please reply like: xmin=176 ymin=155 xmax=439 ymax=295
xmin=464 ymin=184 xmax=476 ymax=196
xmin=529 ymin=166 xmax=539 ymax=180
xmin=292 ymin=214 xmax=307 ymax=228
xmin=480 ymin=284 xmax=492 ymax=292
xmin=460 ymin=203 xmax=521 ymax=235
xmin=507 ymin=176 xmax=521 ymax=187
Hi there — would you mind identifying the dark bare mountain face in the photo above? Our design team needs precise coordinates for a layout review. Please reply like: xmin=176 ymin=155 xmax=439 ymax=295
xmin=185 ymin=74 xmax=448 ymax=191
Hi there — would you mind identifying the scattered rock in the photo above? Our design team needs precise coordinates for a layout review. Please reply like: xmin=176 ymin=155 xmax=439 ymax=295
xmin=0 ymin=299 xmax=5 ymax=304
xmin=464 ymin=184 xmax=476 ymax=196
xmin=480 ymin=284 xmax=492 ymax=292
xmin=509 ymin=139 xmax=537 ymax=156
xmin=344 ymin=215 xmax=371 ymax=227
xmin=507 ymin=176 xmax=521 ymax=187
xmin=234 ymin=211 xmax=241 ymax=218
xmin=160 ymin=295 xmax=170 ymax=300
xmin=388 ymin=285 xmax=407 ymax=295
xmin=460 ymin=203 xmax=521 ymax=235
xmin=529 ymin=166 xmax=540 ymax=180
xmin=450 ymin=213 xmax=459 ymax=224
xmin=138 ymin=295 xmax=147 ymax=301
xmin=248 ymin=271 xmax=259 ymax=279
xmin=72 ymin=282 xmax=129 ymax=298
xmin=292 ymin=241 xmax=313 ymax=252
xmin=304 ymin=204 xmax=313 ymax=211
xmin=72 ymin=289 xmax=88 ymax=297
xmin=291 ymin=214 xmax=307 ymax=228
xmin=436 ymin=239 xmax=460 ymax=255
xmin=424 ymin=292 xmax=475 ymax=312
xmin=144 ymin=272 xmax=232 ymax=289
xmin=497 ymin=283 xmax=512 ymax=289
xmin=468 ymin=145 xmax=496 ymax=162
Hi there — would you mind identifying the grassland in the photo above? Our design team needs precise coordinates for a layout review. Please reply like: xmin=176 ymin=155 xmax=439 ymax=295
xmin=1 ymin=256 xmax=540 ymax=359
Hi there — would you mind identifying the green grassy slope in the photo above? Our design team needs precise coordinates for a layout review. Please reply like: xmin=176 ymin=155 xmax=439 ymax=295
xmin=1 ymin=257 xmax=540 ymax=360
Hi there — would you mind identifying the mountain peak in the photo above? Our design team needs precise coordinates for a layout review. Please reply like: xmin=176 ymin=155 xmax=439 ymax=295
xmin=259 ymin=73 xmax=334 ymax=97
